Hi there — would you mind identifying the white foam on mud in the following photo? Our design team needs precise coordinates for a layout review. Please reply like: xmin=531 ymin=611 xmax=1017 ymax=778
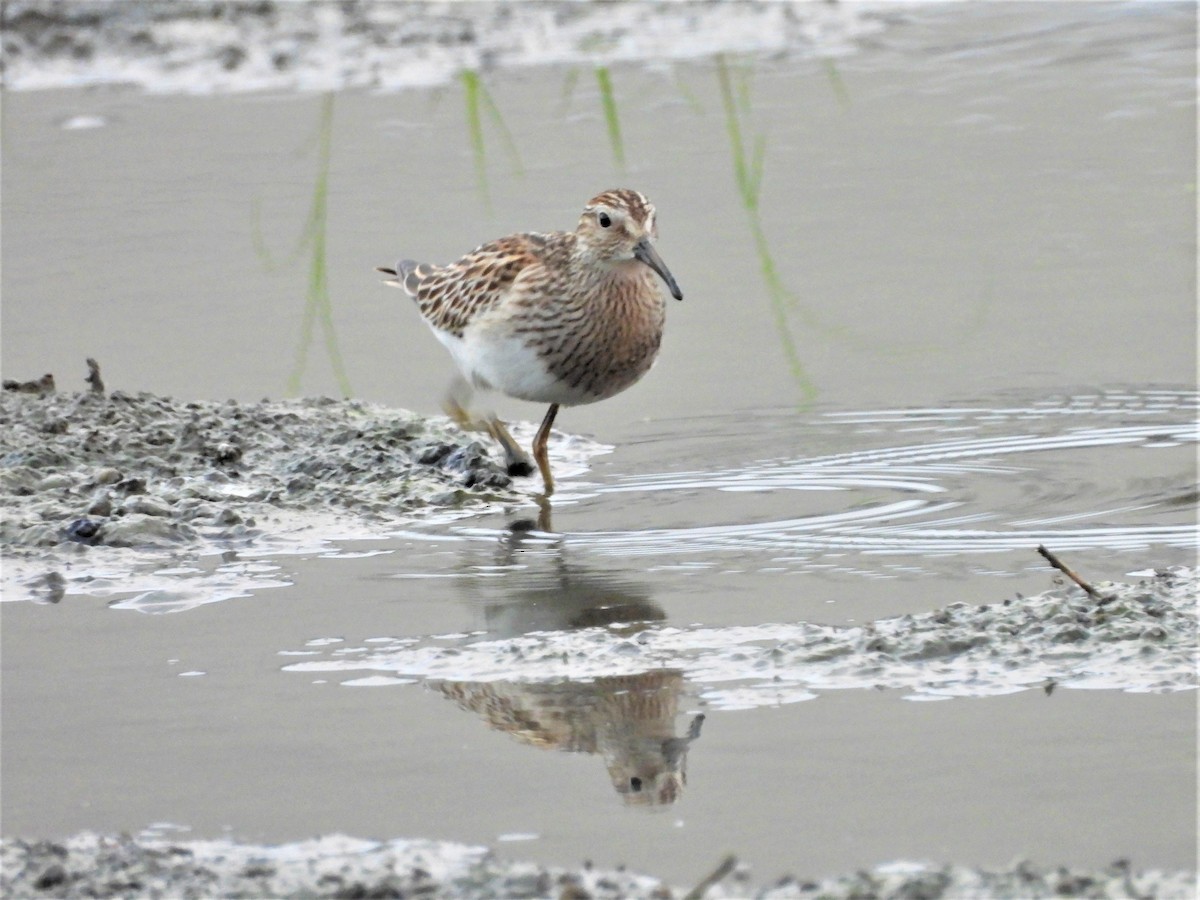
xmin=4 ymin=830 xmax=1193 ymax=900
xmin=3 ymin=388 xmax=1192 ymax=612
xmin=2 ymin=2 xmax=887 ymax=94
xmin=284 ymin=568 xmax=1198 ymax=707
xmin=147 ymin=832 xmax=492 ymax=895
xmin=0 ymin=389 xmax=608 ymax=613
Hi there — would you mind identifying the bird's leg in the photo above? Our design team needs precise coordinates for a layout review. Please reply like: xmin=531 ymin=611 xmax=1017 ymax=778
xmin=534 ymin=494 xmax=553 ymax=533
xmin=442 ymin=379 xmax=533 ymax=477
xmin=485 ymin=419 xmax=534 ymax=478
xmin=442 ymin=399 xmax=481 ymax=432
xmin=441 ymin=377 xmax=484 ymax=432
xmin=532 ymin=403 xmax=560 ymax=496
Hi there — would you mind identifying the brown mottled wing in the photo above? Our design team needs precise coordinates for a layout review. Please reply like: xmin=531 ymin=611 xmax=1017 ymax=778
xmin=379 ymin=233 xmax=565 ymax=338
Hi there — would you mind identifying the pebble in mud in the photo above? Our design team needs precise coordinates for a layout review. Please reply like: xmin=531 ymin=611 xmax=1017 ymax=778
xmin=28 ymin=571 xmax=66 ymax=605
xmin=0 ymin=385 xmax=523 ymax=555
xmin=63 ymin=518 xmax=102 ymax=545
xmin=85 ymin=491 xmax=112 ymax=516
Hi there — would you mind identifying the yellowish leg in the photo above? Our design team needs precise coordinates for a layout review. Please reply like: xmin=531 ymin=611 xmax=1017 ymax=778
xmin=534 ymin=494 xmax=553 ymax=533
xmin=443 ymin=386 xmax=533 ymax=477
xmin=532 ymin=403 xmax=560 ymax=496
xmin=441 ymin=386 xmax=480 ymax=432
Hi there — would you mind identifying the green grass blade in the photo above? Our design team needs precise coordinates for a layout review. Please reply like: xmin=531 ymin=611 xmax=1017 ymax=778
xmin=478 ymin=76 xmax=524 ymax=178
xmin=287 ymin=93 xmax=352 ymax=398
xmin=249 ymin=196 xmax=278 ymax=271
xmin=460 ymin=70 xmax=490 ymax=212
xmin=672 ymin=67 xmax=706 ymax=114
xmin=716 ymin=55 xmax=817 ymax=404
xmin=749 ymin=132 xmax=767 ymax=207
xmin=559 ymin=67 xmax=580 ymax=116
xmin=716 ymin=56 xmax=752 ymax=207
xmin=821 ymin=57 xmax=852 ymax=108
xmin=594 ymin=66 xmax=626 ymax=170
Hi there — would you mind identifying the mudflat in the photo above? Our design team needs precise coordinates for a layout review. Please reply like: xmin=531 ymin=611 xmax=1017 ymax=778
xmin=2 ymin=3 xmax=1196 ymax=897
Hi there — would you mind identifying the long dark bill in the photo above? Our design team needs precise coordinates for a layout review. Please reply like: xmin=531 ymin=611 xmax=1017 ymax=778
xmin=633 ymin=239 xmax=684 ymax=301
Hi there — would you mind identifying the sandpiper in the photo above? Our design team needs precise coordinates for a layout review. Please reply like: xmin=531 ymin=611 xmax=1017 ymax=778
xmin=379 ymin=189 xmax=683 ymax=495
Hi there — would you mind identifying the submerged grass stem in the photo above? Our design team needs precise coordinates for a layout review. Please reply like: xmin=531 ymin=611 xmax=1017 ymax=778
xmin=595 ymin=66 xmax=626 ymax=170
xmin=287 ymin=93 xmax=352 ymax=398
xmin=461 ymin=69 xmax=523 ymax=214
xmin=716 ymin=55 xmax=815 ymax=404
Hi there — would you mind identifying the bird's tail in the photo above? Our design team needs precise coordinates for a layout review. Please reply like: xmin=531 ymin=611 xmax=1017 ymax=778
xmin=375 ymin=259 xmax=425 ymax=297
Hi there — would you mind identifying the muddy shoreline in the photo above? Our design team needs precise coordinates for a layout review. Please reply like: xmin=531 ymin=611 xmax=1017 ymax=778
xmin=300 ymin=567 xmax=1198 ymax=704
xmin=0 ymin=0 xmax=886 ymax=94
xmin=3 ymin=376 xmax=1195 ymax=899
xmin=1 ymin=371 xmax=520 ymax=552
xmin=2 ymin=831 xmax=1195 ymax=900
xmin=3 ymin=0 xmax=1195 ymax=894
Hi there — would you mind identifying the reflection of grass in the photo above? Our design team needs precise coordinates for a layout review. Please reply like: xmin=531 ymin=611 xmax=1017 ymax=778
xmin=715 ymin=55 xmax=993 ymax=371
xmin=821 ymin=58 xmax=852 ymax=108
xmin=716 ymin=55 xmax=816 ymax=404
xmin=461 ymin=70 xmax=522 ymax=212
xmin=282 ymin=93 xmax=351 ymax=397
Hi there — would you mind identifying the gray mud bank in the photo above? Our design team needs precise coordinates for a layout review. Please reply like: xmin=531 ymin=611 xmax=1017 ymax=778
xmin=1 ymin=832 xmax=1196 ymax=900
xmin=1 ymin=379 xmax=518 ymax=555
xmin=306 ymin=567 xmax=1198 ymax=704
xmin=0 ymin=0 xmax=883 ymax=94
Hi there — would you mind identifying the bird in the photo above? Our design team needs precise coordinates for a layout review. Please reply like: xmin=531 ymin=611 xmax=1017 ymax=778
xmin=378 ymin=188 xmax=683 ymax=496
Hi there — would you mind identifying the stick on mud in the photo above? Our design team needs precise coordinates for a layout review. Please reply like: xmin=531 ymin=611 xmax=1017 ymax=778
xmin=1036 ymin=545 xmax=1111 ymax=603
xmin=86 ymin=358 xmax=105 ymax=394
xmin=682 ymin=854 xmax=737 ymax=900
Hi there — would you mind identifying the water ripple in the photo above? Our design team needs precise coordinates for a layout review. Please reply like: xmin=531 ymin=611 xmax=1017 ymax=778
xmin=432 ymin=388 xmax=1199 ymax=571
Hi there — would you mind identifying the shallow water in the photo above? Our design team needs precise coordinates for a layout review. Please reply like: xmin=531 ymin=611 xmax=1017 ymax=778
xmin=2 ymin=1 xmax=1197 ymax=887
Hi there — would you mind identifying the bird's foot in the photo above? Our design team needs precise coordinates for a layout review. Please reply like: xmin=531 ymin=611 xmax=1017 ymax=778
xmin=507 ymin=458 xmax=535 ymax=478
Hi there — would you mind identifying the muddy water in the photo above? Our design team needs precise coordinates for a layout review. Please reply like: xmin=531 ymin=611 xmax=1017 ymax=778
xmin=2 ymin=2 xmax=1196 ymax=888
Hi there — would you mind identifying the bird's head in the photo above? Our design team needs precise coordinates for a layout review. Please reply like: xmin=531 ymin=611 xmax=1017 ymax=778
xmin=575 ymin=189 xmax=683 ymax=301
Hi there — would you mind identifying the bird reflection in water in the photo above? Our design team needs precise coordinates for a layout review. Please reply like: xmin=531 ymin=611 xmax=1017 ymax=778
xmin=435 ymin=672 xmax=705 ymax=806
xmin=467 ymin=510 xmax=665 ymax=638
xmin=435 ymin=518 xmax=706 ymax=805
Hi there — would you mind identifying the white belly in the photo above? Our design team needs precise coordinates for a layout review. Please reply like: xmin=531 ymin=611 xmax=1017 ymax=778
xmin=432 ymin=325 xmax=599 ymax=407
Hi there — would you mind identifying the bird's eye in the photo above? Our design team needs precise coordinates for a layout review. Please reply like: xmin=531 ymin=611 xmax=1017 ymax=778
xmin=598 ymin=212 xmax=612 ymax=228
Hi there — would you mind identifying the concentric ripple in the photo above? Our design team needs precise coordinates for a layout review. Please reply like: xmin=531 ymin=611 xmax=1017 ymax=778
xmin=418 ymin=388 xmax=1199 ymax=573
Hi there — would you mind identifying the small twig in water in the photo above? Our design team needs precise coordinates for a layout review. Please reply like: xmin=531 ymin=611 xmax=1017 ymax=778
xmin=682 ymin=854 xmax=738 ymax=900
xmin=85 ymin=358 xmax=105 ymax=394
xmin=1036 ymin=545 xmax=1112 ymax=604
